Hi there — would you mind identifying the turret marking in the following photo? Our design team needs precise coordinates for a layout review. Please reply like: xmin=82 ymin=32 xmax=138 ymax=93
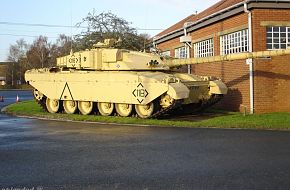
xmin=69 ymin=57 xmax=79 ymax=64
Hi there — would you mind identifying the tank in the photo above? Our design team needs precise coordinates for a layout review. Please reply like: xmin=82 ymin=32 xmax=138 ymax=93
xmin=25 ymin=39 xmax=290 ymax=118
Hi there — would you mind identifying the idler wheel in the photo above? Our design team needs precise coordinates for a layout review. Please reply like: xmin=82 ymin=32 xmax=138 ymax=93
xmin=78 ymin=101 xmax=93 ymax=115
xmin=160 ymin=94 xmax=174 ymax=108
xmin=63 ymin=100 xmax=78 ymax=114
xmin=115 ymin=103 xmax=133 ymax=117
xmin=46 ymin=98 xmax=60 ymax=113
xmin=97 ymin=102 xmax=114 ymax=116
xmin=135 ymin=102 xmax=155 ymax=119
xmin=33 ymin=89 xmax=43 ymax=101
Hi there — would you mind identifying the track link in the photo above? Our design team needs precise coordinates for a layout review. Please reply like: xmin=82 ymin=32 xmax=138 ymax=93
xmin=149 ymin=99 xmax=183 ymax=119
xmin=35 ymin=97 xmax=47 ymax=112
xmin=180 ymin=94 xmax=223 ymax=115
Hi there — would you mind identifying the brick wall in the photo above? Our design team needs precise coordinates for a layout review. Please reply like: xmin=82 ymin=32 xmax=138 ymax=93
xmin=252 ymin=9 xmax=290 ymax=113
xmin=157 ymin=38 xmax=181 ymax=57
xmin=157 ymin=9 xmax=290 ymax=113
xmin=192 ymin=60 xmax=250 ymax=112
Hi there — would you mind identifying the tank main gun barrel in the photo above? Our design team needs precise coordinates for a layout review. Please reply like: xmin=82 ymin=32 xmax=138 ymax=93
xmin=165 ymin=48 xmax=290 ymax=68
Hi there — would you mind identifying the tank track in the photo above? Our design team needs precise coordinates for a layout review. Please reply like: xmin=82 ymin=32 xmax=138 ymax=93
xmin=181 ymin=94 xmax=223 ymax=115
xmin=150 ymin=99 xmax=183 ymax=119
xmin=35 ymin=95 xmax=183 ymax=119
xmin=35 ymin=96 xmax=221 ymax=118
xmin=35 ymin=96 xmax=219 ymax=118
xmin=35 ymin=97 xmax=47 ymax=112
xmin=197 ymin=94 xmax=223 ymax=112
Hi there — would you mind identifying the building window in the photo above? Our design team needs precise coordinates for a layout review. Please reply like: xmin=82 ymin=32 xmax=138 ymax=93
xmin=160 ymin=50 xmax=170 ymax=57
xmin=175 ymin=46 xmax=188 ymax=58
xmin=194 ymin=38 xmax=214 ymax=58
xmin=266 ymin=26 xmax=290 ymax=50
xmin=220 ymin=29 xmax=248 ymax=55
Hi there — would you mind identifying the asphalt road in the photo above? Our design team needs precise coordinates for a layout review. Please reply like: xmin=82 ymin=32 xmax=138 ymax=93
xmin=0 ymin=91 xmax=290 ymax=189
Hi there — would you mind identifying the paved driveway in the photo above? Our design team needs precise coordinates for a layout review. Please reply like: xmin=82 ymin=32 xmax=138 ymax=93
xmin=0 ymin=116 xmax=290 ymax=189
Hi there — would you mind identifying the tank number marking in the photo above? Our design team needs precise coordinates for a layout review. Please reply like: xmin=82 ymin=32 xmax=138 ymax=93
xmin=132 ymin=83 xmax=149 ymax=104
xmin=69 ymin=57 xmax=79 ymax=64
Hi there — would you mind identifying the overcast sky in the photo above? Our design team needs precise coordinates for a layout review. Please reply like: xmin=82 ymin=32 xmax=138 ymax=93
xmin=0 ymin=0 xmax=219 ymax=61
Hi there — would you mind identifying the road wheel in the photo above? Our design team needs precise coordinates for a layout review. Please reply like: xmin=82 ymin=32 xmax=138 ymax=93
xmin=135 ymin=102 xmax=155 ymax=118
xmin=115 ymin=103 xmax=133 ymax=117
xmin=63 ymin=100 xmax=77 ymax=114
xmin=78 ymin=101 xmax=93 ymax=115
xmin=46 ymin=98 xmax=60 ymax=113
xmin=97 ymin=102 xmax=114 ymax=116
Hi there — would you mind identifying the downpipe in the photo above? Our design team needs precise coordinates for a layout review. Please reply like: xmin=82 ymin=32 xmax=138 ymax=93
xmin=244 ymin=1 xmax=254 ymax=114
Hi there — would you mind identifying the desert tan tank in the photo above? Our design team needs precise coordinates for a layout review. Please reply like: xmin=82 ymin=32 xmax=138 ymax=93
xmin=25 ymin=39 xmax=290 ymax=118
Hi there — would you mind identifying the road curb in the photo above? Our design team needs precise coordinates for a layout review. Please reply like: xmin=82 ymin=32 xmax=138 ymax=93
xmin=10 ymin=114 xmax=290 ymax=131
xmin=1 ymin=105 xmax=154 ymax=127
xmin=12 ymin=114 xmax=156 ymax=127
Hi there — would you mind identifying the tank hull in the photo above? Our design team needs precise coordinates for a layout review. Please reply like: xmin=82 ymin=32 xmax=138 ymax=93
xmin=25 ymin=68 xmax=227 ymax=118
xmin=25 ymin=69 xmax=189 ymax=104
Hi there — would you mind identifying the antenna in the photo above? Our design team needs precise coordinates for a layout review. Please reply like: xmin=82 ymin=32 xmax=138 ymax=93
xmin=70 ymin=0 xmax=73 ymax=51
xmin=143 ymin=6 xmax=149 ymax=51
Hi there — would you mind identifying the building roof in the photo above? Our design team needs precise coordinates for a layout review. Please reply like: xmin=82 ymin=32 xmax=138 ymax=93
xmin=155 ymin=0 xmax=243 ymax=38
xmin=154 ymin=0 xmax=290 ymax=44
xmin=157 ymin=14 xmax=196 ymax=37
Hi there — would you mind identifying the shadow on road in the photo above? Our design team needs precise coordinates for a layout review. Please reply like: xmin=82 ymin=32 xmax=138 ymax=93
xmin=161 ymin=109 xmax=233 ymax=121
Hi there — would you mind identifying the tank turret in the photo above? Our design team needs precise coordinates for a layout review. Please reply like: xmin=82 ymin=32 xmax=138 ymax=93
xmin=25 ymin=39 xmax=290 ymax=118
xmin=56 ymin=38 xmax=169 ymax=71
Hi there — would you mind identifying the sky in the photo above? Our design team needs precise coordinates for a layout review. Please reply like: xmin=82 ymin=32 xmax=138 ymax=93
xmin=0 ymin=0 xmax=219 ymax=62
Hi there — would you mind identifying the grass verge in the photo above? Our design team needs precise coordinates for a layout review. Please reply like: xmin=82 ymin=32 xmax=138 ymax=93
xmin=4 ymin=100 xmax=290 ymax=130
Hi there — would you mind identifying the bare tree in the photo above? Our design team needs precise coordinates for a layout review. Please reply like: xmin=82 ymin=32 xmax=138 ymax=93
xmin=27 ymin=36 xmax=50 ymax=68
xmin=75 ymin=11 xmax=150 ymax=51
xmin=7 ymin=39 xmax=28 ymax=62
xmin=48 ymin=34 xmax=73 ymax=66
xmin=7 ymin=39 xmax=28 ymax=85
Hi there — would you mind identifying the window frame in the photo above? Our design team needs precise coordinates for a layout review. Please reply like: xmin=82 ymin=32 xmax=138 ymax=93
xmin=220 ymin=29 xmax=249 ymax=55
xmin=193 ymin=38 xmax=214 ymax=58
xmin=174 ymin=46 xmax=189 ymax=59
xmin=266 ymin=26 xmax=290 ymax=50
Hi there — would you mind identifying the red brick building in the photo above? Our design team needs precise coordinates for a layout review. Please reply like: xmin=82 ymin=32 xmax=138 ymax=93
xmin=153 ymin=0 xmax=290 ymax=114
